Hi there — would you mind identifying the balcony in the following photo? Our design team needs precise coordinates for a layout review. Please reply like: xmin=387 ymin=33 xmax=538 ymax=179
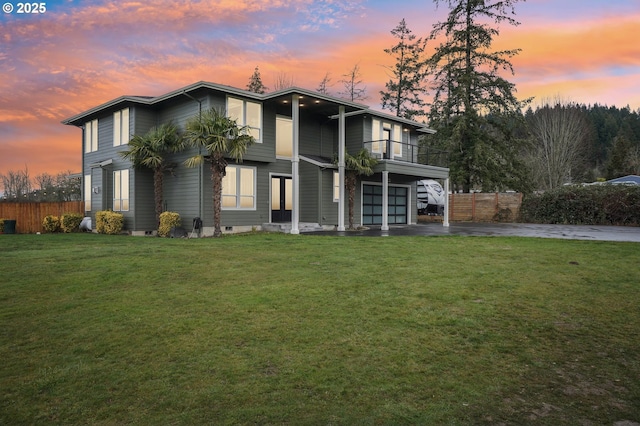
xmin=362 ymin=140 xmax=449 ymax=168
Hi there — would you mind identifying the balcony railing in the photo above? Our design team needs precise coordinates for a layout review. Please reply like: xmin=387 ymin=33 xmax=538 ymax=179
xmin=362 ymin=140 xmax=449 ymax=168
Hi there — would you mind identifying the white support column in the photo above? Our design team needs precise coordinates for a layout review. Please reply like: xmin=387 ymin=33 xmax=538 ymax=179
xmin=443 ymin=177 xmax=450 ymax=227
xmin=337 ymin=106 xmax=346 ymax=231
xmin=381 ymin=171 xmax=389 ymax=231
xmin=291 ymin=95 xmax=300 ymax=235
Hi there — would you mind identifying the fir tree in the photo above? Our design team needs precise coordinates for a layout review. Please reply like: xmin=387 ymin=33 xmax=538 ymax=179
xmin=246 ymin=66 xmax=268 ymax=94
xmin=426 ymin=0 xmax=529 ymax=192
xmin=380 ymin=19 xmax=428 ymax=120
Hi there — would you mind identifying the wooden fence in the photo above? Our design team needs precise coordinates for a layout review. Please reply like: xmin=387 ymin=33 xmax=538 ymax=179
xmin=0 ymin=201 xmax=85 ymax=234
xmin=449 ymin=192 xmax=523 ymax=222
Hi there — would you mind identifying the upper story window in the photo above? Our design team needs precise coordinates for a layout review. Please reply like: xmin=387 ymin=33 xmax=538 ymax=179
xmin=371 ymin=119 xmax=403 ymax=158
xmin=276 ymin=116 xmax=293 ymax=158
xmin=227 ymin=97 xmax=262 ymax=143
xmin=84 ymin=119 xmax=98 ymax=153
xmin=113 ymin=108 xmax=130 ymax=147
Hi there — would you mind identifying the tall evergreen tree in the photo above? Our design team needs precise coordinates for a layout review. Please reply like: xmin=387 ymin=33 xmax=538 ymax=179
xmin=426 ymin=0 xmax=528 ymax=192
xmin=380 ymin=19 xmax=428 ymax=120
xmin=247 ymin=66 xmax=268 ymax=94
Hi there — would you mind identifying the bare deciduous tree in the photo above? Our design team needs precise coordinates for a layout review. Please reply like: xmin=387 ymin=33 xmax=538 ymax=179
xmin=339 ymin=63 xmax=367 ymax=101
xmin=316 ymin=72 xmax=332 ymax=95
xmin=273 ymin=72 xmax=295 ymax=91
xmin=525 ymin=97 xmax=591 ymax=189
xmin=1 ymin=166 xmax=32 ymax=200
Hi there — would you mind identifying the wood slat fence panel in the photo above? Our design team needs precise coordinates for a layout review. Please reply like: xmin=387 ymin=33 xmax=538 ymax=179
xmin=449 ymin=193 xmax=522 ymax=222
xmin=0 ymin=202 xmax=85 ymax=234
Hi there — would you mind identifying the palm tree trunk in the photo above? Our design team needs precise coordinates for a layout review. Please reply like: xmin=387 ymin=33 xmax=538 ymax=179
xmin=346 ymin=171 xmax=356 ymax=229
xmin=211 ymin=161 xmax=223 ymax=238
xmin=153 ymin=167 xmax=163 ymax=227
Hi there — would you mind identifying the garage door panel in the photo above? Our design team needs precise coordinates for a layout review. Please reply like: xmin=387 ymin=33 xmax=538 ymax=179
xmin=362 ymin=184 xmax=407 ymax=225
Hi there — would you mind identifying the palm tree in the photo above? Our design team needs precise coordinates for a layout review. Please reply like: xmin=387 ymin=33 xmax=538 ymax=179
xmin=184 ymin=108 xmax=255 ymax=237
xmin=344 ymin=148 xmax=377 ymax=229
xmin=120 ymin=122 xmax=184 ymax=226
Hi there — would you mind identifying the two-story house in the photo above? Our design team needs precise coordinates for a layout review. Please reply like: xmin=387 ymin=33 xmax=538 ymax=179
xmin=62 ymin=81 xmax=450 ymax=235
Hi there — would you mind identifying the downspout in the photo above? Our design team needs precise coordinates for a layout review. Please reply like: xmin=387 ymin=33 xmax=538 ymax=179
xmin=182 ymin=91 xmax=204 ymax=222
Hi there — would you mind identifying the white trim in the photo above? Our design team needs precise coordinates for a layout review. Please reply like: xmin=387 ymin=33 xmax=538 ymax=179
xmin=291 ymin=96 xmax=300 ymax=234
xmin=113 ymin=108 xmax=130 ymax=147
xmin=337 ymin=106 xmax=346 ymax=231
xmin=221 ymin=165 xmax=257 ymax=211
xmin=275 ymin=115 xmax=293 ymax=159
xmin=443 ymin=178 xmax=450 ymax=227
xmin=84 ymin=119 xmax=98 ymax=153
xmin=381 ymin=171 xmax=389 ymax=231
xmin=299 ymin=155 xmax=336 ymax=168
xmin=226 ymin=96 xmax=263 ymax=143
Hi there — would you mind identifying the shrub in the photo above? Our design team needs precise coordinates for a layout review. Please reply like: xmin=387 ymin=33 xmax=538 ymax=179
xmin=61 ymin=213 xmax=83 ymax=233
xmin=42 ymin=215 xmax=61 ymax=233
xmin=0 ymin=218 xmax=5 ymax=232
xmin=96 ymin=211 xmax=124 ymax=235
xmin=158 ymin=211 xmax=181 ymax=237
xmin=520 ymin=184 xmax=640 ymax=226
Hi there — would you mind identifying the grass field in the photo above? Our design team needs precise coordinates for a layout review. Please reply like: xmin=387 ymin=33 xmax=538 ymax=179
xmin=1 ymin=233 xmax=639 ymax=425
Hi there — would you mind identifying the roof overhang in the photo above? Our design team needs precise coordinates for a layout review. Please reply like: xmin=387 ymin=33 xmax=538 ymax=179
xmin=62 ymin=81 xmax=372 ymax=127
xmin=329 ymin=109 xmax=436 ymax=134
xmin=89 ymin=158 xmax=113 ymax=168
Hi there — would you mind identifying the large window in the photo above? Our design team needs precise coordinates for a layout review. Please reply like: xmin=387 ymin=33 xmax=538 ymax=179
xmin=222 ymin=166 xmax=256 ymax=209
xmin=113 ymin=108 xmax=130 ymax=147
xmin=84 ymin=119 xmax=98 ymax=153
xmin=227 ymin=97 xmax=262 ymax=142
xmin=276 ymin=116 xmax=293 ymax=158
xmin=113 ymin=169 xmax=129 ymax=211
xmin=84 ymin=174 xmax=91 ymax=212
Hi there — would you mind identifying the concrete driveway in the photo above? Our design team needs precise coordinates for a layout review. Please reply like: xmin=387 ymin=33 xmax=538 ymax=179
xmin=307 ymin=222 xmax=640 ymax=242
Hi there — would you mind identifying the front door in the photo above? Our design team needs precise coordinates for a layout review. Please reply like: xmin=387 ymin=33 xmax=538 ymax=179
xmin=271 ymin=176 xmax=292 ymax=222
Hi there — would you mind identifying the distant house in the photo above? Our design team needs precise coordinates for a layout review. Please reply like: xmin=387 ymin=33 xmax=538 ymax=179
xmin=62 ymin=81 xmax=450 ymax=235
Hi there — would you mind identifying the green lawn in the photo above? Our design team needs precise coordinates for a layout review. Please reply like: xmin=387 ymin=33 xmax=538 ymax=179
xmin=1 ymin=233 xmax=639 ymax=425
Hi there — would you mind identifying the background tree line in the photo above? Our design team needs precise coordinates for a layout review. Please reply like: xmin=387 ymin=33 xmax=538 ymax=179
xmin=0 ymin=167 xmax=81 ymax=202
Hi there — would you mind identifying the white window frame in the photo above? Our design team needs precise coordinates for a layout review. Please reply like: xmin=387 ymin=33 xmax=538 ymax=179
xmin=222 ymin=165 xmax=257 ymax=210
xmin=113 ymin=108 xmax=130 ymax=147
xmin=333 ymin=171 xmax=340 ymax=202
xmin=113 ymin=169 xmax=129 ymax=212
xmin=84 ymin=119 xmax=98 ymax=153
xmin=227 ymin=97 xmax=262 ymax=143
xmin=371 ymin=119 xmax=403 ymax=158
xmin=84 ymin=174 xmax=91 ymax=212
xmin=276 ymin=115 xmax=293 ymax=158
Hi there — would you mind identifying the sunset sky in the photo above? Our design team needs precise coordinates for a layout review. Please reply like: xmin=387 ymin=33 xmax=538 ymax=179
xmin=1 ymin=0 xmax=639 ymax=178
